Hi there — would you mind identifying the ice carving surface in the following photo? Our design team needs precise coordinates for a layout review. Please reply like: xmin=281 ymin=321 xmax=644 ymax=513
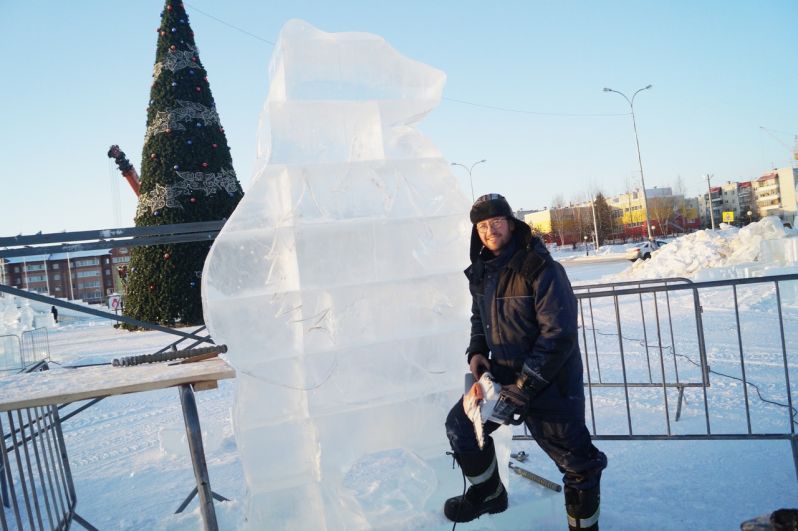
xmin=202 ymin=19 xmax=471 ymax=529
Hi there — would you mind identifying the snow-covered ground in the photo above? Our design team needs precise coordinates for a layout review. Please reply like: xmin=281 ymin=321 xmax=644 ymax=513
xmin=0 ymin=218 xmax=796 ymax=529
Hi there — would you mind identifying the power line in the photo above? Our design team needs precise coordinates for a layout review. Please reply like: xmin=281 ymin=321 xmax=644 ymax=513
xmin=183 ymin=4 xmax=627 ymax=119
xmin=184 ymin=2 xmax=276 ymax=46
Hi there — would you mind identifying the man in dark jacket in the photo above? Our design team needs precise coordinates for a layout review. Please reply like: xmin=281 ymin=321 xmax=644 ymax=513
xmin=444 ymin=193 xmax=607 ymax=530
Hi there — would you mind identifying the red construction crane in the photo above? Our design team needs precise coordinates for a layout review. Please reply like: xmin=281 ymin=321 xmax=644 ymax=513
xmin=107 ymin=145 xmax=141 ymax=196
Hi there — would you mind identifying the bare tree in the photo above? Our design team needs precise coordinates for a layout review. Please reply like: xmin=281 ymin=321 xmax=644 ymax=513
xmin=550 ymin=195 xmax=567 ymax=246
xmin=648 ymin=196 xmax=676 ymax=236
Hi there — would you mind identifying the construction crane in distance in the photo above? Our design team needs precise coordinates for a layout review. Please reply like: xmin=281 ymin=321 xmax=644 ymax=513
xmin=758 ymin=126 xmax=798 ymax=164
xmin=107 ymin=145 xmax=141 ymax=196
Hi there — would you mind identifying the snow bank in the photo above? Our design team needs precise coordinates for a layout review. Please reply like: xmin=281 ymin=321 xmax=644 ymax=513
xmin=613 ymin=217 xmax=798 ymax=282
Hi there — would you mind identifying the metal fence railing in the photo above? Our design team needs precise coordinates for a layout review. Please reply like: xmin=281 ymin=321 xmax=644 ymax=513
xmin=19 ymin=329 xmax=50 ymax=371
xmin=517 ymin=274 xmax=798 ymax=480
xmin=0 ymin=379 xmax=95 ymax=530
xmin=0 ymin=329 xmax=50 ymax=375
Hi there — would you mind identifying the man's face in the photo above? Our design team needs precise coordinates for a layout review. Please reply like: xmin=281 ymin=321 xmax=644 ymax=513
xmin=476 ymin=216 xmax=513 ymax=255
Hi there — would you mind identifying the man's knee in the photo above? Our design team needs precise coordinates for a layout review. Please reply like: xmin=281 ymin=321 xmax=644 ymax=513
xmin=445 ymin=400 xmax=479 ymax=452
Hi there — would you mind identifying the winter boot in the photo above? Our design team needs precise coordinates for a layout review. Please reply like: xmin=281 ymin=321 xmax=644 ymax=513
xmin=444 ymin=438 xmax=508 ymax=523
xmin=565 ymin=484 xmax=600 ymax=530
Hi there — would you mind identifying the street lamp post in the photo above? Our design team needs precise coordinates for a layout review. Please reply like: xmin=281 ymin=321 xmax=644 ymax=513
xmin=603 ymin=85 xmax=654 ymax=242
xmin=583 ymin=235 xmax=589 ymax=256
xmin=705 ymin=174 xmax=716 ymax=230
xmin=451 ymin=159 xmax=487 ymax=202
xmin=747 ymin=210 xmax=753 ymax=225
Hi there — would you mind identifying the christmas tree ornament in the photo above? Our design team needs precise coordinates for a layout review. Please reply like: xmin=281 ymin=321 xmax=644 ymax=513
xmin=186 ymin=139 xmax=192 ymax=145
xmin=189 ymin=196 xmax=197 ymax=203
xmin=195 ymin=86 xmax=201 ymax=92
xmin=173 ymin=165 xmax=180 ymax=170
xmin=202 ymin=162 xmax=208 ymax=168
xmin=170 ymin=45 xmax=176 ymax=51
xmin=212 ymin=143 xmax=218 ymax=148
xmin=163 ymin=253 xmax=171 ymax=260
xmin=148 ymin=283 xmax=156 ymax=291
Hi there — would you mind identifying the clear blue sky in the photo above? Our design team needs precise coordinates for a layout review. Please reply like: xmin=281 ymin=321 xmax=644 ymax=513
xmin=1 ymin=1 xmax=796 ymax=235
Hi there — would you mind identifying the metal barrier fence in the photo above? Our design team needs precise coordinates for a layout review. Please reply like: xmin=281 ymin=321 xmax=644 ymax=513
xmin=0 ymin=369 xmax=95 ymax=530
xmin=517 ymin=274 xmax=798 ymax=479
xmin=0 ymin=330 xmax=50 ymax=375
xmin=19 ymin=329 xmax=50 ymax=371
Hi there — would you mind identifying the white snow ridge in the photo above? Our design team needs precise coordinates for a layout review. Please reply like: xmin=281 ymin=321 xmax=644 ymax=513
xmin=616 ymin=216 xmax=798 ymax=282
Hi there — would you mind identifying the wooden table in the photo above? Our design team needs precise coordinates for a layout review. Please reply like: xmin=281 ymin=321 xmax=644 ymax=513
xmin=0 ymin=357 xmax=236 ymax=531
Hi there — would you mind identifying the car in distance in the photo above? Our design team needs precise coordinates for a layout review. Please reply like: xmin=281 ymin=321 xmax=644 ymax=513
xmin=625 ymin=240 xmax=668 ymax=261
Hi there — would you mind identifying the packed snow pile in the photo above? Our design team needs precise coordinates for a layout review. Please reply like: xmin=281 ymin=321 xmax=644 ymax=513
xmin=202 ymin=20 xmax=472 ymax=530
xmin=0 ymin=295 xmax=35 ymax=336
xmin=613 ymin=216 xmax=798 ymax=281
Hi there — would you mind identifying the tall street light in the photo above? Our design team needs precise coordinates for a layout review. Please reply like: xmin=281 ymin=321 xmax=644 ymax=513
xmin=603 ymin=85 xmax=654 ymax=242
xmin=451 ymin=159 xmax=487 ymax=202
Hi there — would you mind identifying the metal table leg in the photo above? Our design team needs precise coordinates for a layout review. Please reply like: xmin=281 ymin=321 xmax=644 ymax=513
xmin=179 ymin=384 xmax=218 ymax=531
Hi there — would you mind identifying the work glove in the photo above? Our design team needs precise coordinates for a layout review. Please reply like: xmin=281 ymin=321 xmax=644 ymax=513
xmin=491 ymin=384 xmax=529 ymax=425
xmin=517 ymin=362 xmax=549 ymax=395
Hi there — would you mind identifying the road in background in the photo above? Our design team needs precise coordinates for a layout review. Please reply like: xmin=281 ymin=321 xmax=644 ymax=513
xmin=562 ymin=258 xmax=630 ymax=284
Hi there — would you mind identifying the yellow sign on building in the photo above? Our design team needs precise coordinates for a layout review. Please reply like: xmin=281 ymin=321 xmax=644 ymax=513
xmin=722 ymin=211 xmax=735 ymax=223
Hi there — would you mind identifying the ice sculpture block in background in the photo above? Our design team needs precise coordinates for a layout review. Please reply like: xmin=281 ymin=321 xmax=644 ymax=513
xmin=202 ymin=19 xmax=473 ymax=529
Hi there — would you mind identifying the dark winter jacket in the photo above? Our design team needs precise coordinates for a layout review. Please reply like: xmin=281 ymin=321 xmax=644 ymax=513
xmin=465 ymin=221 xmax=585 ymax=421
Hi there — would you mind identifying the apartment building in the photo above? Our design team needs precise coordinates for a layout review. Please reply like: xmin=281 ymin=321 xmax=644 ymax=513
xmin=752 ymin=167 xmax=797 ymax=226
xmin=1 ymin=249 xmax=129 ymax=304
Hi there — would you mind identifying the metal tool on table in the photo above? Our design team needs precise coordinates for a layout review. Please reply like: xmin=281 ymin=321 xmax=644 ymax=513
xmin=112 ymin=344 xmax=227 ymax=367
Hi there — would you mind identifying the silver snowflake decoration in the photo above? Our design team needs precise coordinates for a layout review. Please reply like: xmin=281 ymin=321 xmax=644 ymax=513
xmin=174 ymin=168 xmax=239 ymax=196
xmin=135 ymin=167 xmax=239 ymax=219
xmin=152 ymin=44 xmax=200 ymax=79
xmin=144 ymin=100 xmax=220 ymax=144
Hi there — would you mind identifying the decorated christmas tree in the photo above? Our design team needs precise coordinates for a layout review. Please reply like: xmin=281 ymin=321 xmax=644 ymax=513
xmin=123 ymin=0 xmax=243 ymax=327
